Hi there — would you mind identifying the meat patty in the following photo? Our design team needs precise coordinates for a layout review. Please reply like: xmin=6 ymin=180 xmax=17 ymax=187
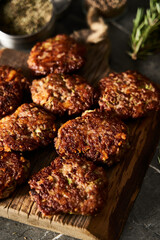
xmin=0 ymin=152 xmax=30 ymax=199
xmin=27 ymin=34 xmax=86 ymax=76
xmin=0 ymin=103 xmax=56 ymax=152
xmin=29 ymin=156 xmax=107 ymax=215
xmin=0 ymin=65 xmax=29 ymax=90
xmin=55 ymin=109 xmax=128 ymax=166
xmin=98 ymin=71 xmax=160 ymax=119
xmin=0 ymin=65 xmax=30 ymax=119
xmin=31 ymin=73 xmax=96 ymax=116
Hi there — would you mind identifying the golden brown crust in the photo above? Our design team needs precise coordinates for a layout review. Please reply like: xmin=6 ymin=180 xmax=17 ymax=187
xmin=31 ymin=73 xmax=96 ymax=115
xmin=55 ymin=109 xmax=128 ymax=166
xmin=98 ymin=71 xmax=160 ymax=119
xmin=27 ymin=34 xmax=86 ymax=76
xmin=0 ymin=103 xmax=56 ymax=152
xmin=0 ymin=152 xmax=30 ymax=199
xmin=0 ymin=65 xmax=29 ymax=89
xmin=0 ymin=65 xmax=30 ymax=119
xmin=29 ymin=156 xmax=107 ymax=216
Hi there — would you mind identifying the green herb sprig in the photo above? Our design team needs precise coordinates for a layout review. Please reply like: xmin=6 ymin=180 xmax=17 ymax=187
xmin=129 ymin=0 xmax=160 ymax=60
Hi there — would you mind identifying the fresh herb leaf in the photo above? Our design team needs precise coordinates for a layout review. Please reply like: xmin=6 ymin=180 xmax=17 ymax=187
xmin=129 ymin=0 xmax=160 ymax=60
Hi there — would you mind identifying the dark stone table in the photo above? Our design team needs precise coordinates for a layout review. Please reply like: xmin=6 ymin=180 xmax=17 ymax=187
xmin=0 ymin=0 xmax=160 ymax=239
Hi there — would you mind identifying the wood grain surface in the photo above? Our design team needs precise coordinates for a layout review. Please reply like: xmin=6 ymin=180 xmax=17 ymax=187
xmin=0 ymin=31 xmax=160 ymax=240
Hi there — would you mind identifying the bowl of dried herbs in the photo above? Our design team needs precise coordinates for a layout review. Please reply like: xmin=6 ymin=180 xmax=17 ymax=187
xmin=0 ymin=0 xmax=56 ymax=49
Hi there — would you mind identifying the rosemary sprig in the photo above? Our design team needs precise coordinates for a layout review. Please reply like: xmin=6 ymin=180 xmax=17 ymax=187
xmin=129 ymin=0 xmax=160 ymax=60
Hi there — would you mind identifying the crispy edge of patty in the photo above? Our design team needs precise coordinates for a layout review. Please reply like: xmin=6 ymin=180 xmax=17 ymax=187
xmin=0 ymin=65 xmax=30 ymax=91
xmin=0 ymin=80 xmax=22 ymax=119
xmin=0 ymin=152 xmax=30 ymax=199
xmin=0 ymin=65 xmax=30 ymax=118
xmin=29 ymin=156 xmax=107 ymax=215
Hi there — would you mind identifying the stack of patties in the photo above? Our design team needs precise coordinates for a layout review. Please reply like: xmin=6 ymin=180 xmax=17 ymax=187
xmin=29 ymin=107 xmax=129 ymax=216
xmin=27 ymin=34 xmax=109 ymax=216
xmin=1 ymin=33 xmax=159 ymax=216
xmin=0 ymin=66 xmax=30 ymax=199
xmin=27 ymin=35 xmax=131 ymax=217
xmin=0 ymin=66 xmax=57 ymax=198
xmin=28 ymin=68 xmax=160 ymax=217
xmin=0 ymin=102 xmax=57 ymax=198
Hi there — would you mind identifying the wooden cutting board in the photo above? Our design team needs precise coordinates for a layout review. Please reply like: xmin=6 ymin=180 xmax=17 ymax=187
xmin=0 ymin=31 xmax=160 ymax=240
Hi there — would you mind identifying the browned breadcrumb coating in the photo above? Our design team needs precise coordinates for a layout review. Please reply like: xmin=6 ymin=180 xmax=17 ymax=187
xmin=29 ymin=156 xmax=107 ymax=216
xmin=0 ymin=65 xmax=30 ymax=90
xmin=0 ymin=152 xmax=30 ymax=199
xmin=0 ymin=65 xmax=30 ymax=119
xmin=55 ymin=109 xmax=128 ymax=166
xmin=0 ymin=103 xmax=56 ymax=152
xmin=27 ymin=34 xmax=86 ymax=76
xmin=0 ymin=80 xmax=22 ymax=119
xmin=98 ymin=71 xmax=160 ymax=119
xmin=31 ymin=73 xmax=96 ymax=115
